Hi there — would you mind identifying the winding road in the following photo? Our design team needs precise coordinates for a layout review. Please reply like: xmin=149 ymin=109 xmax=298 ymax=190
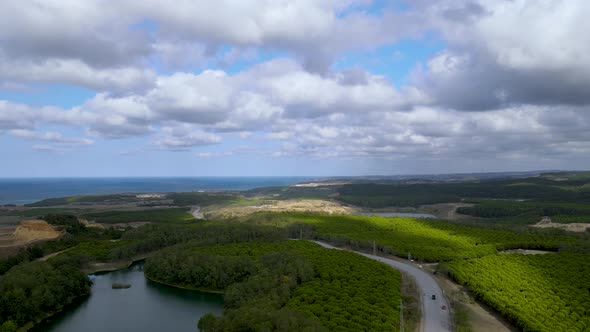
xmin=312 ymin=241 xmax=452 ymax=332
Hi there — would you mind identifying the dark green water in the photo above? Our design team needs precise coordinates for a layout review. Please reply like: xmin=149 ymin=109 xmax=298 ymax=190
xmin=32 ymin=262 xmax=223 ymax=332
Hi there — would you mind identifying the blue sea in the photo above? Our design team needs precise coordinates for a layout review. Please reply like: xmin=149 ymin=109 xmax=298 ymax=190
xmin=0 ymin=177 xmax=315 ymax=205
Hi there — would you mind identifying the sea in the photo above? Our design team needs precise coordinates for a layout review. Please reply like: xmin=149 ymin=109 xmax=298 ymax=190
xmin=0 ymin=177 xmax=315 ymax=205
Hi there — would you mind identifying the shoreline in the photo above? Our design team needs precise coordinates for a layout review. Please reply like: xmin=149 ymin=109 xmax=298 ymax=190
xmin=144 ymin=274 xmax=224 ymax=295
xmin=83 ymin=253 xmax=151 ymax=274
xmin=21 ymin=292 xmax=91 ymax=332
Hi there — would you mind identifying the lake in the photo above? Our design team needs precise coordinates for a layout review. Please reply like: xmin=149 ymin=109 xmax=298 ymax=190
xmin=32 ymin=262 xmax=223 ymax=332
xmin=356 ymin=212 xmax=437 ymax=219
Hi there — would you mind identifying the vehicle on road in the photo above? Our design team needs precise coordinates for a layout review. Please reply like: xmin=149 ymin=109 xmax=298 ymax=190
xmin=432 ymin=294 xmax=436 ymax=300
xmin=441 ymin=305 xmax=447 ymax=310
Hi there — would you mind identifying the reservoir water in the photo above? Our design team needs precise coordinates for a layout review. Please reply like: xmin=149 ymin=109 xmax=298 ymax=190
xmin=32 ymin=262 xmax=223 ymax=332
xmin=356 ymin=212 xmax=437 ymax=218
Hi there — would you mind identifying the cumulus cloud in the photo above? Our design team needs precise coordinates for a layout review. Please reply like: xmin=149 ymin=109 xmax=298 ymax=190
xmin=152 ymin=125 xmax=221 ymax=150
xmin=8 ymin=129 xmax=93 ymax=145
xmin=0 ymin=0 xmax=425 ymax=85
xmin=2 ymin=0 xmax=590 ymax=171
xmin=47 ymin=59 xmax=410 ymax=139
xmin=0 ymin=0 xmax=151 ymax=67
xmin=411 ymin=0 xmax=590 ymax=110
xmin=0 ymin=57 xmax=156 ymax=93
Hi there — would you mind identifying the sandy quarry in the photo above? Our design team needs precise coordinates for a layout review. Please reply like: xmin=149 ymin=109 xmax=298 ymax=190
xmin=205 ymin=199 xmax=355 ymax=219
xmin=0 ymin=220 xmax=61 ymax=257
xmin=12 ymin=219 xmax=61 ymax=241
xmin=530 ymin=216 xmax=590 ymax=233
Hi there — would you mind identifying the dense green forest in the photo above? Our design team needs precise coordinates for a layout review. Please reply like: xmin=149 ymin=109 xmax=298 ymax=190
xmin=24 ymin=194 xmax=139 ymax=207
xmin=457 ymin=200 xmax=590 ymax=223
xmin=145 ymin=241 xmax=402 ymax=331
xmin=0 ymin=260 xmax=91 ymax=330
xmin=337 ymin=175 xmax=590 ymax=208
xmin=23 ymin=192 xmax=238 ymax=208
xmin=0 ymin=236 xmax=78 ymax=275
xmin=440 ymin=253 xmax=590 ymax=332
xmin=244 ymin=186 xmax=336 ymax=200
xmin=245 ymin=213 xmax=578 ymax=261
xmin=3 ymin=171 xmax=590 ymax=332
xmin=81 ymin=207 xmax=195 ymax=224
xmin=47 ymin=222 xmax=288 ymax=270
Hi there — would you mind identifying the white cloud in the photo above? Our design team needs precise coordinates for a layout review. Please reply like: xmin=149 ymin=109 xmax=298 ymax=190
xmin=410 ymin=0 xmax=590 ymax=110
xmin=0 ymin=57 xmax=156 ymax=93
xmin=152 ymin=125 xmax=221 ymax=150
xmin=148 ymin=71 xmax=233 ymax=124
xmin=8 ymin=129 xmax=93 ymax=145
xmin=2 ymin=0 xmax=590 ymax=172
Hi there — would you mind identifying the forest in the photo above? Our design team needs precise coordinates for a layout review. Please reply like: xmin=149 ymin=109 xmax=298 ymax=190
xmin=145 ymin=241 xmax=402 ymax=331
xmin=2 ymin=171 xmax=590 ymax=332
xmin=81 ymin=207 xmax=195 ymax=224
xmin=440 ymin=253 xmax=590 ymax=332
xmin=456 ymin=199 xmax=590 ymax=223
xmin=0 ymin=260 xmax=91 ymax=331
xmin=245 ymin=213 xmax=579 ymax=261
xmin=336 ymin=174 xmax=590 ymax=208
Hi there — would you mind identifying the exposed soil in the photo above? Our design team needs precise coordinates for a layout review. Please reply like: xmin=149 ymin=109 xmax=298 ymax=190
xmin=190 ymin=206 xmax=204 ymax=219
xmin=4 ymin=220 xmax=60 ymax=244
xmin=530 ymin=216 xmax=590 ymax=233
xmin=0 ymin=220 xmax=62 ymax=258
xmin=15 ymin=220 xmax=61 ymax=246
xmin=205 ymin=199 xmax=355 ymax=219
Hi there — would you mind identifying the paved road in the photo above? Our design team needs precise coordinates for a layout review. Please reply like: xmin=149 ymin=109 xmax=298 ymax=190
xmin=312 ymin=241 xmax=452 ymax=332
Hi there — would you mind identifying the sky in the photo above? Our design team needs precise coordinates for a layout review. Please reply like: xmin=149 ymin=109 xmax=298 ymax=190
xmin=1 ymin=0 xmax=589 ymax=177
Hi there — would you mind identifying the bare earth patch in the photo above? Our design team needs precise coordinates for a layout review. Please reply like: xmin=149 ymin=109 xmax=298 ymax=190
xmin=0 ymin=220 xmax=61 ymax=257
xmin=530 ymin=216 xmax=590 ymax=233
xmin=205 ymin=199 xmax=355 ymax=219
xmin=12 ymin=220 xmax=61 ymax=242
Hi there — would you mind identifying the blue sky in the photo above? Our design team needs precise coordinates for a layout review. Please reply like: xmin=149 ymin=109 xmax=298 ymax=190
xmin=1 ymin=0 xmax=589 ymax=176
